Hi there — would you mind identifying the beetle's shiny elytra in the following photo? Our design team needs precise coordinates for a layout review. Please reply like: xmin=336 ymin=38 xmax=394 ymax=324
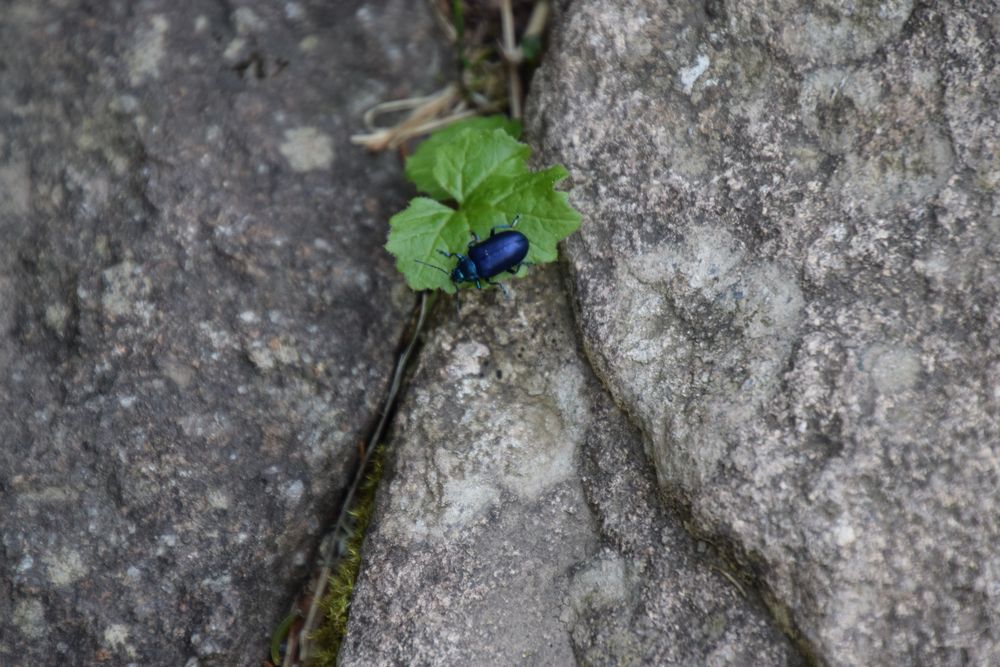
xmin=460 ymin=229 xmax=529 ymax=281
xmin=416 ymin=216 xmax=529 ymax=296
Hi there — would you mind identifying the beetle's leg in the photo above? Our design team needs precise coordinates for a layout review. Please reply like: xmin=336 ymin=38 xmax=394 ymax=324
xmin=489 ymin=214 xmax=521 ymax=236
xmin=475 ymin=279 xmax=483 ymax=290
xmin=488 ymin=214 xmax=524 ymax=237
xmin=508 ymin=261 xmax=533 ymax=275
xmin=469 ymin=231 xmax=480 ymax=244
xmin=438 ymin=249 xmax=457 ymax=259
xmin=487 ymin=278 xmax=511 ymax=299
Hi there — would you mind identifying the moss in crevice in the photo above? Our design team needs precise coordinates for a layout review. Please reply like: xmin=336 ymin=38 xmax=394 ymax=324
xmin=308 ymin=446 xmax=385 ymax=666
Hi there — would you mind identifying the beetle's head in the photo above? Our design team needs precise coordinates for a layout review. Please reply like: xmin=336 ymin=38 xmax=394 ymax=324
xmin=451 ymin=256 xmax=478 ymax=284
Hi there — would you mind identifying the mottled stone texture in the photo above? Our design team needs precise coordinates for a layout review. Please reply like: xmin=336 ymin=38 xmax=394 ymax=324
xmin=530 ymin=0 xmax=1000 ymax=665
xmin=340 ymin=268 xmax=802 ymax=666
xmin=0 ymin=1 xmax=445 ymax=664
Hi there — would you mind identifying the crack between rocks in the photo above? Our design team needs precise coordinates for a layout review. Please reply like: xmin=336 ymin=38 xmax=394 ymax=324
xmin=293 ymin=290 xmax=433 ymax=662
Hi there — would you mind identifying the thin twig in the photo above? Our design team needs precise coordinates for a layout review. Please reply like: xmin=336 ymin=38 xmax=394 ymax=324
xmin=503 ymin=1 xmax=550 ymax=65
xmin=280 ymin=617 xmax=299 ymax=667
xmin=297 ymin=292 xmax=433 ymax=662
xmin=352 ymin=84 xmax=464 ymax=151
xmin=428 ymin=0 xmax=458 ymax=43
xmin=525 ymin=0 xmax=550 ymax=40
xmin=362 ymin=93 xmax=447 ymax=132
xmin=499 ymin=0 xmax=521 ymax=119
xmin=711 ymin=564 xmax=748 ymax=599
xmin=352 ymin=103 xmax=502 ymax=151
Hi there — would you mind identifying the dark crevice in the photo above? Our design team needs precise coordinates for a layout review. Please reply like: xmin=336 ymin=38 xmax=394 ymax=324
xmin=326 ymin=291 xmax=430 ymax=519
xmin=281 ymin=290 xmax=435 ymax=661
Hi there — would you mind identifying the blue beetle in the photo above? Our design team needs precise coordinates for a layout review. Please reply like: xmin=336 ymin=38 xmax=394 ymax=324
xmin=417 ymin=215 xmax=529 ymax=298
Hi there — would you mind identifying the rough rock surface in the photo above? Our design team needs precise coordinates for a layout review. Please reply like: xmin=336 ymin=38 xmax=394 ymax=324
xmin=0 ymin=1 xmax=445 ymax=664
xmin=530 ymin=0 xmax=1000 ymax=665
xmin=340 ymin=268 xmax=802 ymax=665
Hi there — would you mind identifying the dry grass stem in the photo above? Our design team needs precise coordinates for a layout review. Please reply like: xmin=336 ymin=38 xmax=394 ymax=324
xmin=351 ymin=84 xmax=465 ymax=151
xmin=499 ymin=0 xmax=522 ymax=119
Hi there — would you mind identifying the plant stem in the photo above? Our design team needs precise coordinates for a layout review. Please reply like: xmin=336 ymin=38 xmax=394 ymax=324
xmin=500 ymin=0 xmax=522 ymax=119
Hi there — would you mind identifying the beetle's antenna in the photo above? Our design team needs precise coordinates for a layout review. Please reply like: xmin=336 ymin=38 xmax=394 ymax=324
xmin=511 ymin=213 xmax=522 ymax=227
xmin=415 ymin=259 xmax=451 ymax=276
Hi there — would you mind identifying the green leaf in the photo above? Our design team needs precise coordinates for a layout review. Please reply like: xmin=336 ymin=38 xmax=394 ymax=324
xmin=270 ymin=612 xmax=299 ymax=666
xmin=430 ymin=129 xmax=530 ymax=204
xmin=405 ymin=117 xmax=521 ymax=199
xmin=387 ymin=119 xmax=580 ymax=292
xmin=470 ymin=165 xmax=581 ymax=263
xmin=521 ymin=36 xmax=542 ymax=62
xmin=386 ymin=198 xmax=463 ymax=293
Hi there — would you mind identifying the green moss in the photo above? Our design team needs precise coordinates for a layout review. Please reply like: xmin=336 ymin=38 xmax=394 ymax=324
xmin=308 ymin=446 xmax=385 ymax=666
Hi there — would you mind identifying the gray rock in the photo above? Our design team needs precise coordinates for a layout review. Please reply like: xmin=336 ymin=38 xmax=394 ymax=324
xmin=0 ymin=1 xmax=446 ymax=664
xmin=573 ymin=398 xmax=805 ymax=666
xmin=529 ymin=0 xmax=1000 ymax=665
xmin=341 ymin=267 xmax=801 ymax=665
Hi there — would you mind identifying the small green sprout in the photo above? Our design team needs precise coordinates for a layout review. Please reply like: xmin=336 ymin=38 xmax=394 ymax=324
xmin=385 ymin=116 xmax=581 ymax=293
